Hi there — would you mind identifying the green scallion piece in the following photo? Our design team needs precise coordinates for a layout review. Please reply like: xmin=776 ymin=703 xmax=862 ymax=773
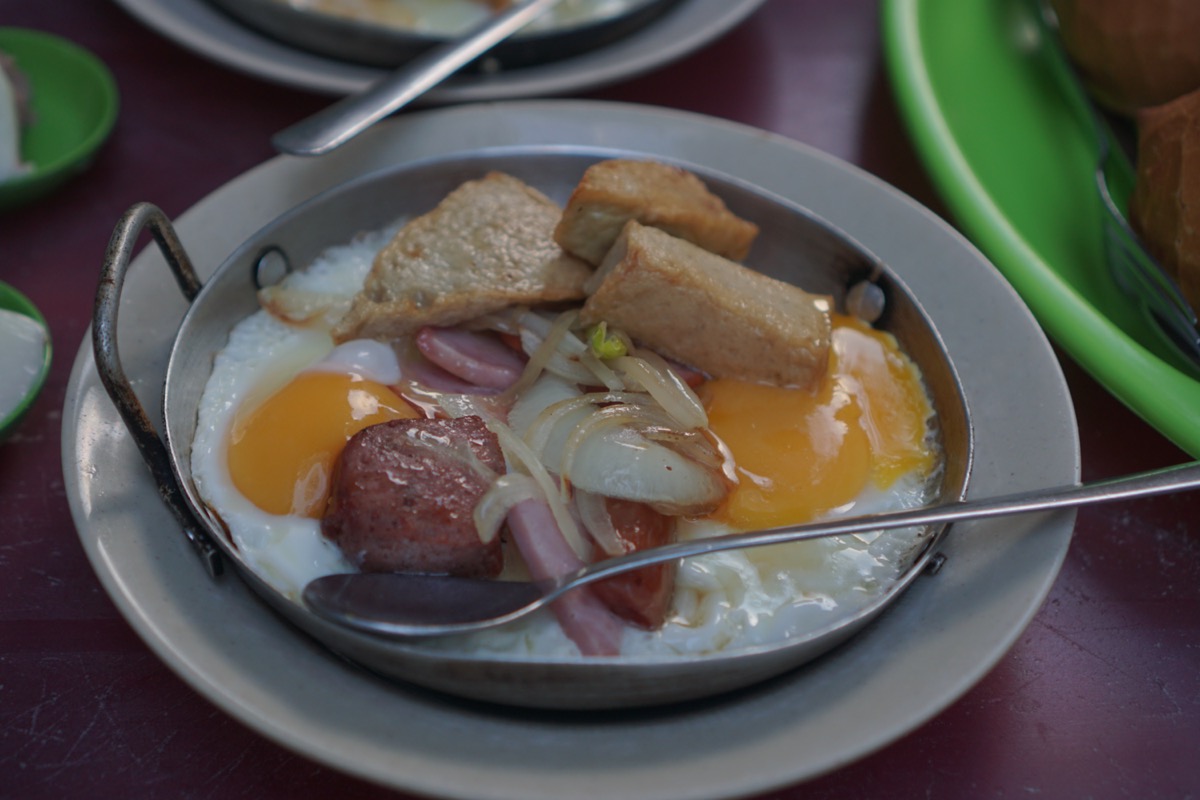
xmin=588 ymin=322 xmax=627 ymax=360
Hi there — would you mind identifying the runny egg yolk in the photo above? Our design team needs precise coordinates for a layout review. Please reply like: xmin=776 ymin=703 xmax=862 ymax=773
xmin=700 ymin=314 xmax=935 ymax=530
xmin=227 ymin=370 xmax=418 ymax=518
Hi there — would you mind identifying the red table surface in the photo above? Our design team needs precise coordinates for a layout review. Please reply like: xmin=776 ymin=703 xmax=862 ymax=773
xmin=2 ymin=1 xmax=1198 ymax=798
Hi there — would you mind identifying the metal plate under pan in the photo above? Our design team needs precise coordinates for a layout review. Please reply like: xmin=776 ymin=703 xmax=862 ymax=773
xmin=93 ymin=146 xmax=972 ymax=710
xmin=205 ymin=0 xmax=681 ymax=69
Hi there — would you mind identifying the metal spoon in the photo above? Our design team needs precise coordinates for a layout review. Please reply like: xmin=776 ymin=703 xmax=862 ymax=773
xmin=303 ymin=459 xmax=1200 ymax=639
xmin=272 ymin=0 xmax=565 ymax=157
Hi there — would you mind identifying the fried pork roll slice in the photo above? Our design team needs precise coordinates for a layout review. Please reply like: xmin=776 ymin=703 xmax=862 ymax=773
xmin=333 ymin=172 xmax=593 ymax=342
xmin=554 ymin=159 xmax=760 ymax=265
xmin=580 ymin=221 xmax=832 ymax=389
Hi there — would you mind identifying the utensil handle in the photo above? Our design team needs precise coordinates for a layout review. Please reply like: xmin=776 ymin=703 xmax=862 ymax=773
xmin=561 ymin=460 xmax=1200 ymax=592
xmin=93 ymin=202 xmax=223 ymax=578
xmin=272 ymin=0 xmax=565 ymax=157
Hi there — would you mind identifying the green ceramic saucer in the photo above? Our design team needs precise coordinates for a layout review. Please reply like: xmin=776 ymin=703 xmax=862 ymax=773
xmin=0 ymin=27 xmax=118 ymax=211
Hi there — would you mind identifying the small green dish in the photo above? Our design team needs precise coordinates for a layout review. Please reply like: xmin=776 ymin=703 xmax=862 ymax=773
xmin=0 ymin=27 xmax=118 ymax=211
xmin=0 ymin=281 xmax=51 ymax=440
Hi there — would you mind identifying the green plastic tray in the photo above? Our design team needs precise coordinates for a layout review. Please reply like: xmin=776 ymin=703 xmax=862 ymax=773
xmin=882 ymin=0 xmax=1200 ymax=458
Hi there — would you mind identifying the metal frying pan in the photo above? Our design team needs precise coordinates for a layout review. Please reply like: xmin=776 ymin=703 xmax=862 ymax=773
xmin=93 ymin=146 xmax=973 ymax=709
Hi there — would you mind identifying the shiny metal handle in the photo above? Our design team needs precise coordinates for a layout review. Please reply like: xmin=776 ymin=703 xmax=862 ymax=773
xmin=93 ymin=202 xmax=223 ymax=578
xmin=272 ymin=0 xmax=565 ymax=157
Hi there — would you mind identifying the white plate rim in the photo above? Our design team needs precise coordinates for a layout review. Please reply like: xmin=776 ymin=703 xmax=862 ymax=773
xmin=110 ymin=0 xmax=768 ymax=98
xmin=62 ymin=99 xmax=1079 ymax=800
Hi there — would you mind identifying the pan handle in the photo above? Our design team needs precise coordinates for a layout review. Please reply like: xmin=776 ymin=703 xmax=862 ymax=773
xmin=93 ymin=202 xmax=223 ymax=578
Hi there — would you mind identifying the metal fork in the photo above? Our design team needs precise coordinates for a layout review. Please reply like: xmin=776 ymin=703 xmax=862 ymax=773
xmin=1029 ymin=0 xmax=1200 ymax=370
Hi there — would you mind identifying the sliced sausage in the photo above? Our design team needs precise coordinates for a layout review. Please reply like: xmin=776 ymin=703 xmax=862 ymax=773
xmin=506 ymin=498 xmax=625 ymax=657
xmin=322 ymin=415 xmax=504 ymax=577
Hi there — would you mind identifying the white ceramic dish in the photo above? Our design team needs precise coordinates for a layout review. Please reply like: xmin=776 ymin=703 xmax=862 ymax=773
xmin=63 ymin=100 xmax=1078 ymax=799
xmin=110 ymin=0 xmax=766 ymax=97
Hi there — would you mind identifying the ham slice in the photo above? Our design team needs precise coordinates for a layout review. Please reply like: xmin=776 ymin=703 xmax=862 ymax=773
xmin=415 ymin=326 xmax=525 ymax=390
xmin=506 ymin=498 xmax=625 ymax=657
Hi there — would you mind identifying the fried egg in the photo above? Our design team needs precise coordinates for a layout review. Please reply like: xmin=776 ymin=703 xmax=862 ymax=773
xmin=190 ymin=227 xmax=414 ymax=590
xmin=193 ymin=220 xmax=941 ymax=659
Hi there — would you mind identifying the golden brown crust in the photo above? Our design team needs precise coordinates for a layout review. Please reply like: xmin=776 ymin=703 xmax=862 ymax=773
xmin=1050 ymin=0 xmax=1200 ymax=113
xmin=579 ymin=221 xmax=831 ymax=389
xmin=1130 ymin=87 xmax=1200 ymax=313
xmin=332 ymin=172 xmax=592 ymax=342
xmin=554 ymin=159 xmax=759 ymax=265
